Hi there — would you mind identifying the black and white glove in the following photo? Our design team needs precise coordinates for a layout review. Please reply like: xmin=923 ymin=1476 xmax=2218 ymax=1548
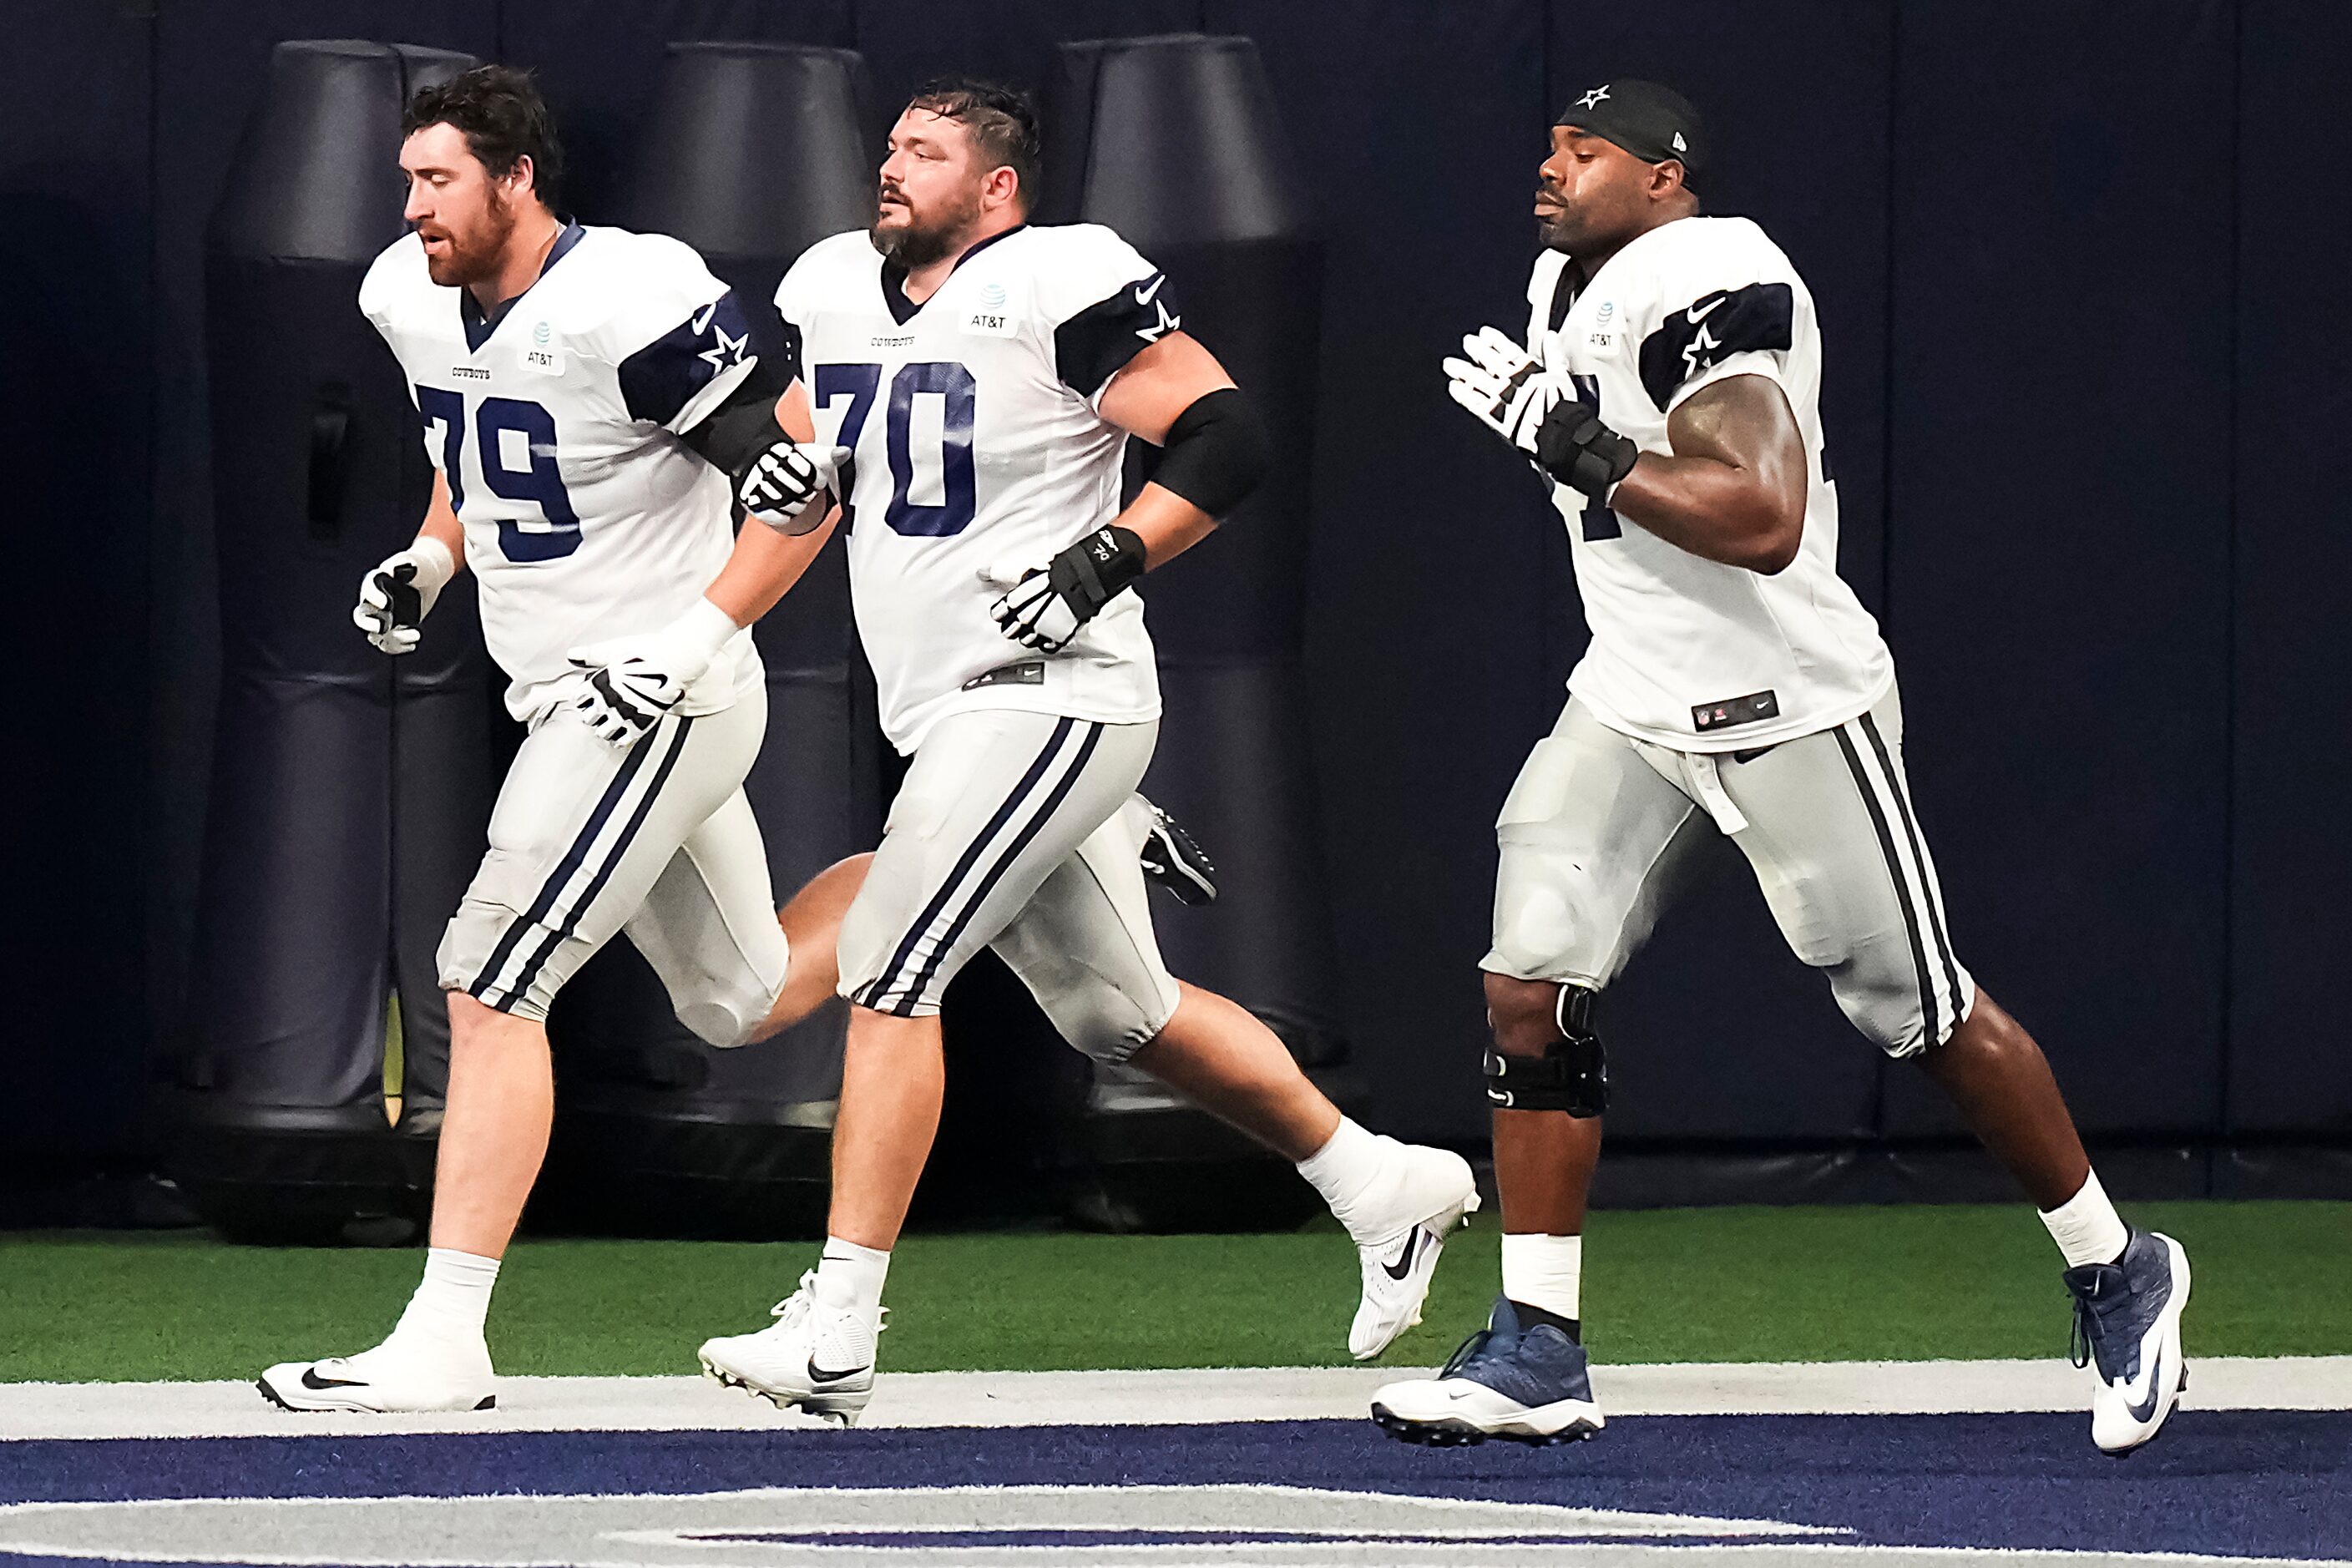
xmin=736 ymin=441 xmax=849 ymax=535
xmin=1533 ymin=398 xmax=1641 ymax=500
xmin=1443 ymin=326 xmax=1561 ymax=455
xmin=984 ymin=525 xmax=1148 ymax=654
xmin=565 ymin=599 xmax=739 ymax=748
xmin=352 ymin=538 xmax=456 ymax=655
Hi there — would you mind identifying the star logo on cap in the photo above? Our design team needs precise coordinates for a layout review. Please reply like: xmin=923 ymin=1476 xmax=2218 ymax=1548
xmin=1578 ymin=85 xmax=1611 ymax=109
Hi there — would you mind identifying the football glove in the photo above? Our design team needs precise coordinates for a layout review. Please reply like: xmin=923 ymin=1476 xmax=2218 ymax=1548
xmin=1534 ymin=399 xmax=1641 ymax=500
xmin=736 ymin=441 xmax=849 ymax=536
xmin=352 ymin=538 xmax=456 ymax=655
xmin=565 ymin=598 xmax=740 ymax=748
xmin=985 ymin=525 xmax=1148 ymax=654
xmin=1444 ymin=326 xmax=1560 ymax=455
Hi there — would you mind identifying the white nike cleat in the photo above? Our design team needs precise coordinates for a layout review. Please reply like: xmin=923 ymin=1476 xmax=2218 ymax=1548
xmin=256 ymin=1331 xmax=495 ymax=1413
xmin=2066 ymin=1229 xmax=2192 ymax=1455
xmin=698 ymin=1272 xmax=880 ymax=1427
xmin=1348 ymin=1142 xmax=1481 ymax=1360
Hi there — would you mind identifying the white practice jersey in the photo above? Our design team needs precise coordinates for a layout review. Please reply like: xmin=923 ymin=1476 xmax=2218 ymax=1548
xmin=1528 ymin=215 xmax=1892 ymax=751
xmin=361 ymin=224 xmax=763 ymax=723
xmin=776 ymin=224 xmax=1174 ymax=753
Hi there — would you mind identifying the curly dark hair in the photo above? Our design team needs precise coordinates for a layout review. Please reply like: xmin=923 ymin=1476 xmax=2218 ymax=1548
xmin=905 ymin=76 xmax=1042 ymax=210
xmin=402 ymin=64 xmax=564 ymax=210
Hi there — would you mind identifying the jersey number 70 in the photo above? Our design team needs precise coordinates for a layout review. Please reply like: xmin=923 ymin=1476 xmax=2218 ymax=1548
xmin=814 ymin=361 xmax=977 ymax=537
xmin=416 ymin=386 xmax=583 ymax=563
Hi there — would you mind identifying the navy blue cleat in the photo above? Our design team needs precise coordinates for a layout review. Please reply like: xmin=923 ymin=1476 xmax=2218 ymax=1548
xmin=1135 ymin=795 xmax=1217 ymax=906
xmin=1368 ymin=1297 xmax=1603 ymax=1447
xmin=2065 ymin=1229 xmax=2191 ymax=1456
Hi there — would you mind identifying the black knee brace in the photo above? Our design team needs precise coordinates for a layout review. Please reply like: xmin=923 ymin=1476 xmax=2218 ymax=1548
xmin=1485 ymin=984 xmax=1608 ymax=1116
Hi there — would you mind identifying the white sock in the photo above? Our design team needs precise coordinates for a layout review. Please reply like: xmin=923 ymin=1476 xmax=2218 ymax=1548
xmin=812 ymin=1237 xmax=891 ymax=1322
xmin=1501 ymin=1232 xmax=1583 ymax=1323
xmin=2039 ymin=1168 xmax=2130 ymax=1269
xmin=1294 ymin=1118 xmax=1386 ymax=1232
xmin=394 ymin=1247 xmax=500 ymax=1342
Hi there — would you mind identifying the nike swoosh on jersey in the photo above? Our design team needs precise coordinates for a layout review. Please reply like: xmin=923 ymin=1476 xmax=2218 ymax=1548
xmin=692 ymin=301 xmax=719 ymax=334
xmin=1685 ymin=296 xmax=1727 ymax=326
xmin=1133 ymin=274 xmax=1166 ymax=307
xmin=300 ymin=1368 xmax=367 ymax=1391
xmin=1382 ymin=1230 xmax=1424 ymax=1282
xmin=807 ymin=1359 xmax=869 ymax=1384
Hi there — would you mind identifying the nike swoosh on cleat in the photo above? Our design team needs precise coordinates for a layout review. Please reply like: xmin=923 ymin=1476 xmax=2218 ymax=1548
xmin=2122 ymin=1348 xmax=2169 ymax=1424
xmin=1382 ymin=1229 xmax=1424 ymax=1282
xmin=300 ymin=1368 xmax=367 ymax=1391
xmin=807 ymin=1360 xmax=869 ymax=1385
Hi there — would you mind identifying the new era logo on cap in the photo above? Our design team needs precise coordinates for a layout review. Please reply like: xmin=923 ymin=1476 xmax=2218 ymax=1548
xmin=1673 ymin=132 xmax=1687 ymax=151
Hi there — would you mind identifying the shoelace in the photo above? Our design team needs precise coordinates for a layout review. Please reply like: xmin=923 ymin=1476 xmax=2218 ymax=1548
xmin=767 ymin=1271 xmax=822 ymax=1330
xmin=1439 ymin=1327 xmax=1501 ymax=1379
xmin=2067 ymin=1268 xmax=2128 ymax=1373
xmin=765 ymin=1274 xmax=888 ymax=1340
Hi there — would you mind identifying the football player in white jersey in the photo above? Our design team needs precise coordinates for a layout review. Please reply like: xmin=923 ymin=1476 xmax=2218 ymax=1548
xmin=1370 ymin=82 xmax=2190 ymax=1456
xmin=257 ymin=67 xmax=877 ymax=1414
xmin=693 ymin=80 xmax=1479 ymax=1424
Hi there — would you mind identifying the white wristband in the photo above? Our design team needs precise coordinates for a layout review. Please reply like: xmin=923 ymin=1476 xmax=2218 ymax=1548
xmin=674 ymin=595 xmax=743 ymax=660
xmin=408 ymin=534 xmax=457 ymax=591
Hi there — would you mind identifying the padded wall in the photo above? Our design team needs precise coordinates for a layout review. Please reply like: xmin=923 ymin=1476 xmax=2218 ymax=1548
xmin=1877 ymin=0 xmax=2234 ymax=1140
xmin=2 ymin=0 xmax=155 ymax=1171
xmin=2227 ymin=0 xmax=2352 ymax=1142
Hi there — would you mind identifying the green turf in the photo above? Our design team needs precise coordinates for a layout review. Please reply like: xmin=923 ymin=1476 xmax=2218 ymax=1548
xmin=3 ymin=1201 xmax=2344 ymax=1383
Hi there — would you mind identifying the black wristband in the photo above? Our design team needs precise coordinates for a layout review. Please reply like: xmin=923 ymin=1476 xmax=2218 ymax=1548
xmin=1051 ymin=524 xmax=1149 ymax=620
xmin=1535 ymin=402 xmax=1641 ymax=498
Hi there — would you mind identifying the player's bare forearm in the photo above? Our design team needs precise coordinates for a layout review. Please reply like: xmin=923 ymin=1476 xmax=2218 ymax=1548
xmin=705 ymin=508 xmax=837 ymax=627
xmin=1116 ymin=482 xmax=1218 ymax=569
xmin=420 ymin=469 xmax=467 ymax=574
xmin=1607 ymin=374 xmax=1807 ymax=574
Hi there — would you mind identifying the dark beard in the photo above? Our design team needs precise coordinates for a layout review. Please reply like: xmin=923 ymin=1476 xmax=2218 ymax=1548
xmin=869 ymin=218 xmax=961 ymax=271
xmin=869 ymin=184 xmax=984 ymax=272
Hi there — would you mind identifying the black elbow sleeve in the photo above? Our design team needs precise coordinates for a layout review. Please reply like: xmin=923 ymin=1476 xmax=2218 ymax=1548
xmin=1151 ymin=387 xmax=1269 ymax=519
xmin=679 ymin=355 xmax=791 ymax=478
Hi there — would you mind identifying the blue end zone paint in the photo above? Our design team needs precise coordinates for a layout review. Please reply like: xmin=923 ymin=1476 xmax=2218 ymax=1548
xmin=2 ymin=1412 xmax=2344 ymax=1563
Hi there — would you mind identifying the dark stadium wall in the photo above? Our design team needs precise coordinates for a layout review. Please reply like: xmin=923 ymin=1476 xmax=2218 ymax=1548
xmin=9 ymin=0 xmax=2349 ymax=1202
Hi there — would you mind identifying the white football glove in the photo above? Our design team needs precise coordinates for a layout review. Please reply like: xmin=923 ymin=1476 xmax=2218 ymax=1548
xmin=1443 ymin=326 xmax=1561 ymax=456
xmin=736 ymin=441 xmax=849 ymax=535
xmin=352 ymin=537 xmax=456 ymax=655
xmin=564 ymin=598 xmax=740 ymax=749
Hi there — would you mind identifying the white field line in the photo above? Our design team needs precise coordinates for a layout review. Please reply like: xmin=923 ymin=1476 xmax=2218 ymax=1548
xmin=0 ymin=1355 xmax=2345 ymax=1441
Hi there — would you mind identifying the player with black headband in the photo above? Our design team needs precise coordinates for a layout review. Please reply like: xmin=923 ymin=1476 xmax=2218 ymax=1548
xmin=690 ymin=79 xmax=1479 ymax=1425
xmin=1371 ymin=81 xmax=2191 ymax=1454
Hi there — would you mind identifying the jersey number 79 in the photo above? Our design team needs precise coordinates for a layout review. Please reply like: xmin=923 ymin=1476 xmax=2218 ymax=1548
xmin=417 ymin=386 xmax=583 ymax=563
